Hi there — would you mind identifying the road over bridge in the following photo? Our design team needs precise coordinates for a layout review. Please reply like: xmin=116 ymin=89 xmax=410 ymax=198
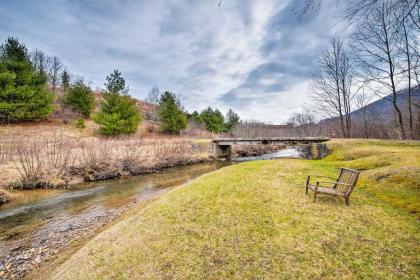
xmin=212 ymin=137 xmax=330 ymax=158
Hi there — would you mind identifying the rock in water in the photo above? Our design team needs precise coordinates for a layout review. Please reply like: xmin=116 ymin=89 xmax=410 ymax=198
xmin=0 ymin=190 xmax=10 ymax=204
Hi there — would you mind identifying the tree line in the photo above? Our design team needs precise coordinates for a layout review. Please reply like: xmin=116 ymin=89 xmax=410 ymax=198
xmin=0 ymin=37 xmax=241 ymax=136
xmin=147 ymin=88 xmax=240 ymax=134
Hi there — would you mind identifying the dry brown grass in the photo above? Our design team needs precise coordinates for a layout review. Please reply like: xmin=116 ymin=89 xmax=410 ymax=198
xmin=0 ymin=123 xmax=213 ymax=189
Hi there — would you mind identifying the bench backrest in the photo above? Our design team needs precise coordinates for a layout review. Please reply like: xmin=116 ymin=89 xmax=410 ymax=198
xmin=336 ymin=168 xmax=360 ymax=194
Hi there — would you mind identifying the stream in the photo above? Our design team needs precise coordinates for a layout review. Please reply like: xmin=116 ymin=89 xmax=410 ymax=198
xmin=0 ymin=146 xmax=302 ymax=279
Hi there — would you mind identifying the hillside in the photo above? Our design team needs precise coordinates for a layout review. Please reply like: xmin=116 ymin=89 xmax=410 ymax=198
xmin=350 ymin=87 xmax=420 ymax=122
xmin=47 ymin=89 xmax=159 ymax=126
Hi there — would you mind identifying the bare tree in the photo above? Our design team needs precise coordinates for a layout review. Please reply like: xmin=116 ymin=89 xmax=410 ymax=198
xmin=310 ymin=35 xmax=353 ymax=138
xmin=394 ymin=1 xmax=420 ymax=139
xmin=292 ymin=0 xmax=322 ymax=19
xmin=146 ymin=87 xmax=160 ymax=105
xmin=354 ymin=88 xmax=373 ymax=138
xmin=287 ymin=111 xmax=319 ymax=137
xmin=31 ymin=49 xmax=50 ymax=75
xmin=295 ymin=0 xmax=419 ymax=25
xmin=351 ymin=1 xmax=407 ymax=139
xmin=49 ymin=56 xmax=62 ymax=92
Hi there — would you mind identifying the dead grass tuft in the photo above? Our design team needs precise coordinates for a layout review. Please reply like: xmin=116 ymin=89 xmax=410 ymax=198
xmin=0 ymin=129 xmax=213 ymax=189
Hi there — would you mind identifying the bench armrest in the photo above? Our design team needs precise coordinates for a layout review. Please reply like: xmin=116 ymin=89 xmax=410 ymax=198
xmin=316 ymin=180 xmax=353 ymax=186
xmin=316 ymin=180 xmax=338 ymax=187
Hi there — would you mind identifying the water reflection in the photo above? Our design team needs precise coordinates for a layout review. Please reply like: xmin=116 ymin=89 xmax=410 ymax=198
xmin=232 ymin=147 xmax=302 ymax=162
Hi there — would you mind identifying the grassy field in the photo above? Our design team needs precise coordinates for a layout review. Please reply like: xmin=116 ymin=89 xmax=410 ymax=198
xmin=49 ymin=139 xmax=419 ymax=279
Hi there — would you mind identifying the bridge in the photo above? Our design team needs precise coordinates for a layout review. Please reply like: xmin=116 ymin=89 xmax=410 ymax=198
xmin=212 ymin=137 xmax=330 ymax=159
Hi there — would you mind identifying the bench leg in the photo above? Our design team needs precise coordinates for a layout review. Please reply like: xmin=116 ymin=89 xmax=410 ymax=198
xmin=313 ymin=192 xmax=317 ymax=203
xmin=305 ymin=176 xmax=310 ymax=195
xmin=345 ymin=197 xmax=350 ymax=206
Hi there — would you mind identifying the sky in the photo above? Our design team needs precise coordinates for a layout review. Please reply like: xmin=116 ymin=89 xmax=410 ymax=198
xmin=0 ymin=0 xmax=346 ymax=124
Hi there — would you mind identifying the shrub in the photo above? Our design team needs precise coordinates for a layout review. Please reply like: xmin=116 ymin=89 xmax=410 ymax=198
xmin=74 ymin=116 xmax=85 ymax=129
xmin=12 ymin=134 xmax=72 ymax=186
xmin=0 ymin=37 xmax=54 ymax=123
xmin=64 ymin=80 xmax=95 ymax=117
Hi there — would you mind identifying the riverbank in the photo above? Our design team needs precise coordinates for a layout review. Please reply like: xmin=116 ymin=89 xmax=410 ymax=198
xmin=0 ymin=123 xmax=296 ymax=205
xmin=0 ymin=123 xmax=216 ymax=202
xmin=49 ymin=139 xmax=419 ymax=279
xmin=0 ymin=162 xmax=232 ymax=279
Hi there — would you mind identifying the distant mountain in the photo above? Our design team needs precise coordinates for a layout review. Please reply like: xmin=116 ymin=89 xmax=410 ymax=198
xmin=350 ymin=86 xmax=420 ymax=121
xmin=317 ymin=86 xmax=420 ymax=138
xmin=319 ymin=86 xmax=420 ymax=124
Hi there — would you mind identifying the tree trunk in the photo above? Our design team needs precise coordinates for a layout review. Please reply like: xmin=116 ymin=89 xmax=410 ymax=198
xmin=383 ymin=14 xmax=406 ymax=139
xmin=402 ymin=21 xmax=414 ymax=139
xmin=336 ymin=82 xmax=346 ymax=138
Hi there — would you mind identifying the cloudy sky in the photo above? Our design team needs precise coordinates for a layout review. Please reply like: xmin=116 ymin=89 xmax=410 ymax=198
xmin=0 ymin=0 xmax=346 ymax=123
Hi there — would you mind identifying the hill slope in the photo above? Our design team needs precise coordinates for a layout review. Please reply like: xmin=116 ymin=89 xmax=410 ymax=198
xmin=350 ymin=87 xmax=420 ymax=122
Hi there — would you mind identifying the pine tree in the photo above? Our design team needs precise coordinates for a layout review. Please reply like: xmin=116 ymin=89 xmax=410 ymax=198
xmin=93 ymin=70 xmax=141 ymax=136
xmin=200 ymin=107 xmax=225 ymax=133
xmin=0 ymin=37 xmax=53 ymax=123
xmin=189 ymin=110 xmax=203 ymax=123
xmin=158 ymin=91 xmax=187 ymax=134
xmin=61 ymin=69 xmax=70 ymax=92
xmin=63 ymin=80 xmax=95 ymax=117
xmin=105 ymin=69 xmax=128 ymax=95
xmin=225 ymin=108 xmax=240 ymax=131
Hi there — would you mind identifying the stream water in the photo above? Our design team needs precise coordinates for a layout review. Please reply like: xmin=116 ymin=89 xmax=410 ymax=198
xmin=0 ymin=162 xmax=232 ymax=242
xmin=0 ymin=146 xmax=301 ymax=279
xmin=232 ymin=146 xmax=302 ymax=161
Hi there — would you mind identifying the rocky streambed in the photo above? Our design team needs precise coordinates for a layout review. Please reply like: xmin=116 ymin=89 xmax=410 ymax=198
xmin=0 ymin=204 xmax=132 ymax=279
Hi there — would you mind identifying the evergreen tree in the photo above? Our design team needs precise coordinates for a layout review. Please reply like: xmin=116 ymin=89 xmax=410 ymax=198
xmin=105 ymin=69 xmax=128 ymax=95
xmin=225 ymin=108 xmax=240 ymax=131
xmin=94 ymin=70 xmax=141 ymax=136
xmin=158 ymin=91 xmax=187 ymax=134
xmin=61 ymin=69 xmax=70 ymax=92
xmin=189 ymin=110 xmax=203 ymax=123
xmin=0 ymin=37 xmax=53 ymax=123
xmin=200 ymin=107 xmax=225 ymax=133
xmin=63 ymin=80 xmax=95 ymax=117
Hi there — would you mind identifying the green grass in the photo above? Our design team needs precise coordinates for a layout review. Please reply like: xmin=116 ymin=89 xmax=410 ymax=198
xmin=50 ymin=139 xmax=420 ymax=279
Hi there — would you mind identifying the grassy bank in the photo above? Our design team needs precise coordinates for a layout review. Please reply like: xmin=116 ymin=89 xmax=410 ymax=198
xmin=50 ymin=139 xmax=419 ymax=279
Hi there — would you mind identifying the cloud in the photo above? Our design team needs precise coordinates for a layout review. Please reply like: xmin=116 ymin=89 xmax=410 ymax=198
xmin=0 ymin=0 xmax=346 ymax=123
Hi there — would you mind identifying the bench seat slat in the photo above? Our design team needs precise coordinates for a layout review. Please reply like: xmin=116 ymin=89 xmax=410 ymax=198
xmin=307 ymin=184 xmax=345 ymax=196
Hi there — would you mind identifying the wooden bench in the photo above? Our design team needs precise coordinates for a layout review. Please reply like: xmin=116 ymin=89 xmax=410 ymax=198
xmin=306 ymin=168 xmax=360 ymax=205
